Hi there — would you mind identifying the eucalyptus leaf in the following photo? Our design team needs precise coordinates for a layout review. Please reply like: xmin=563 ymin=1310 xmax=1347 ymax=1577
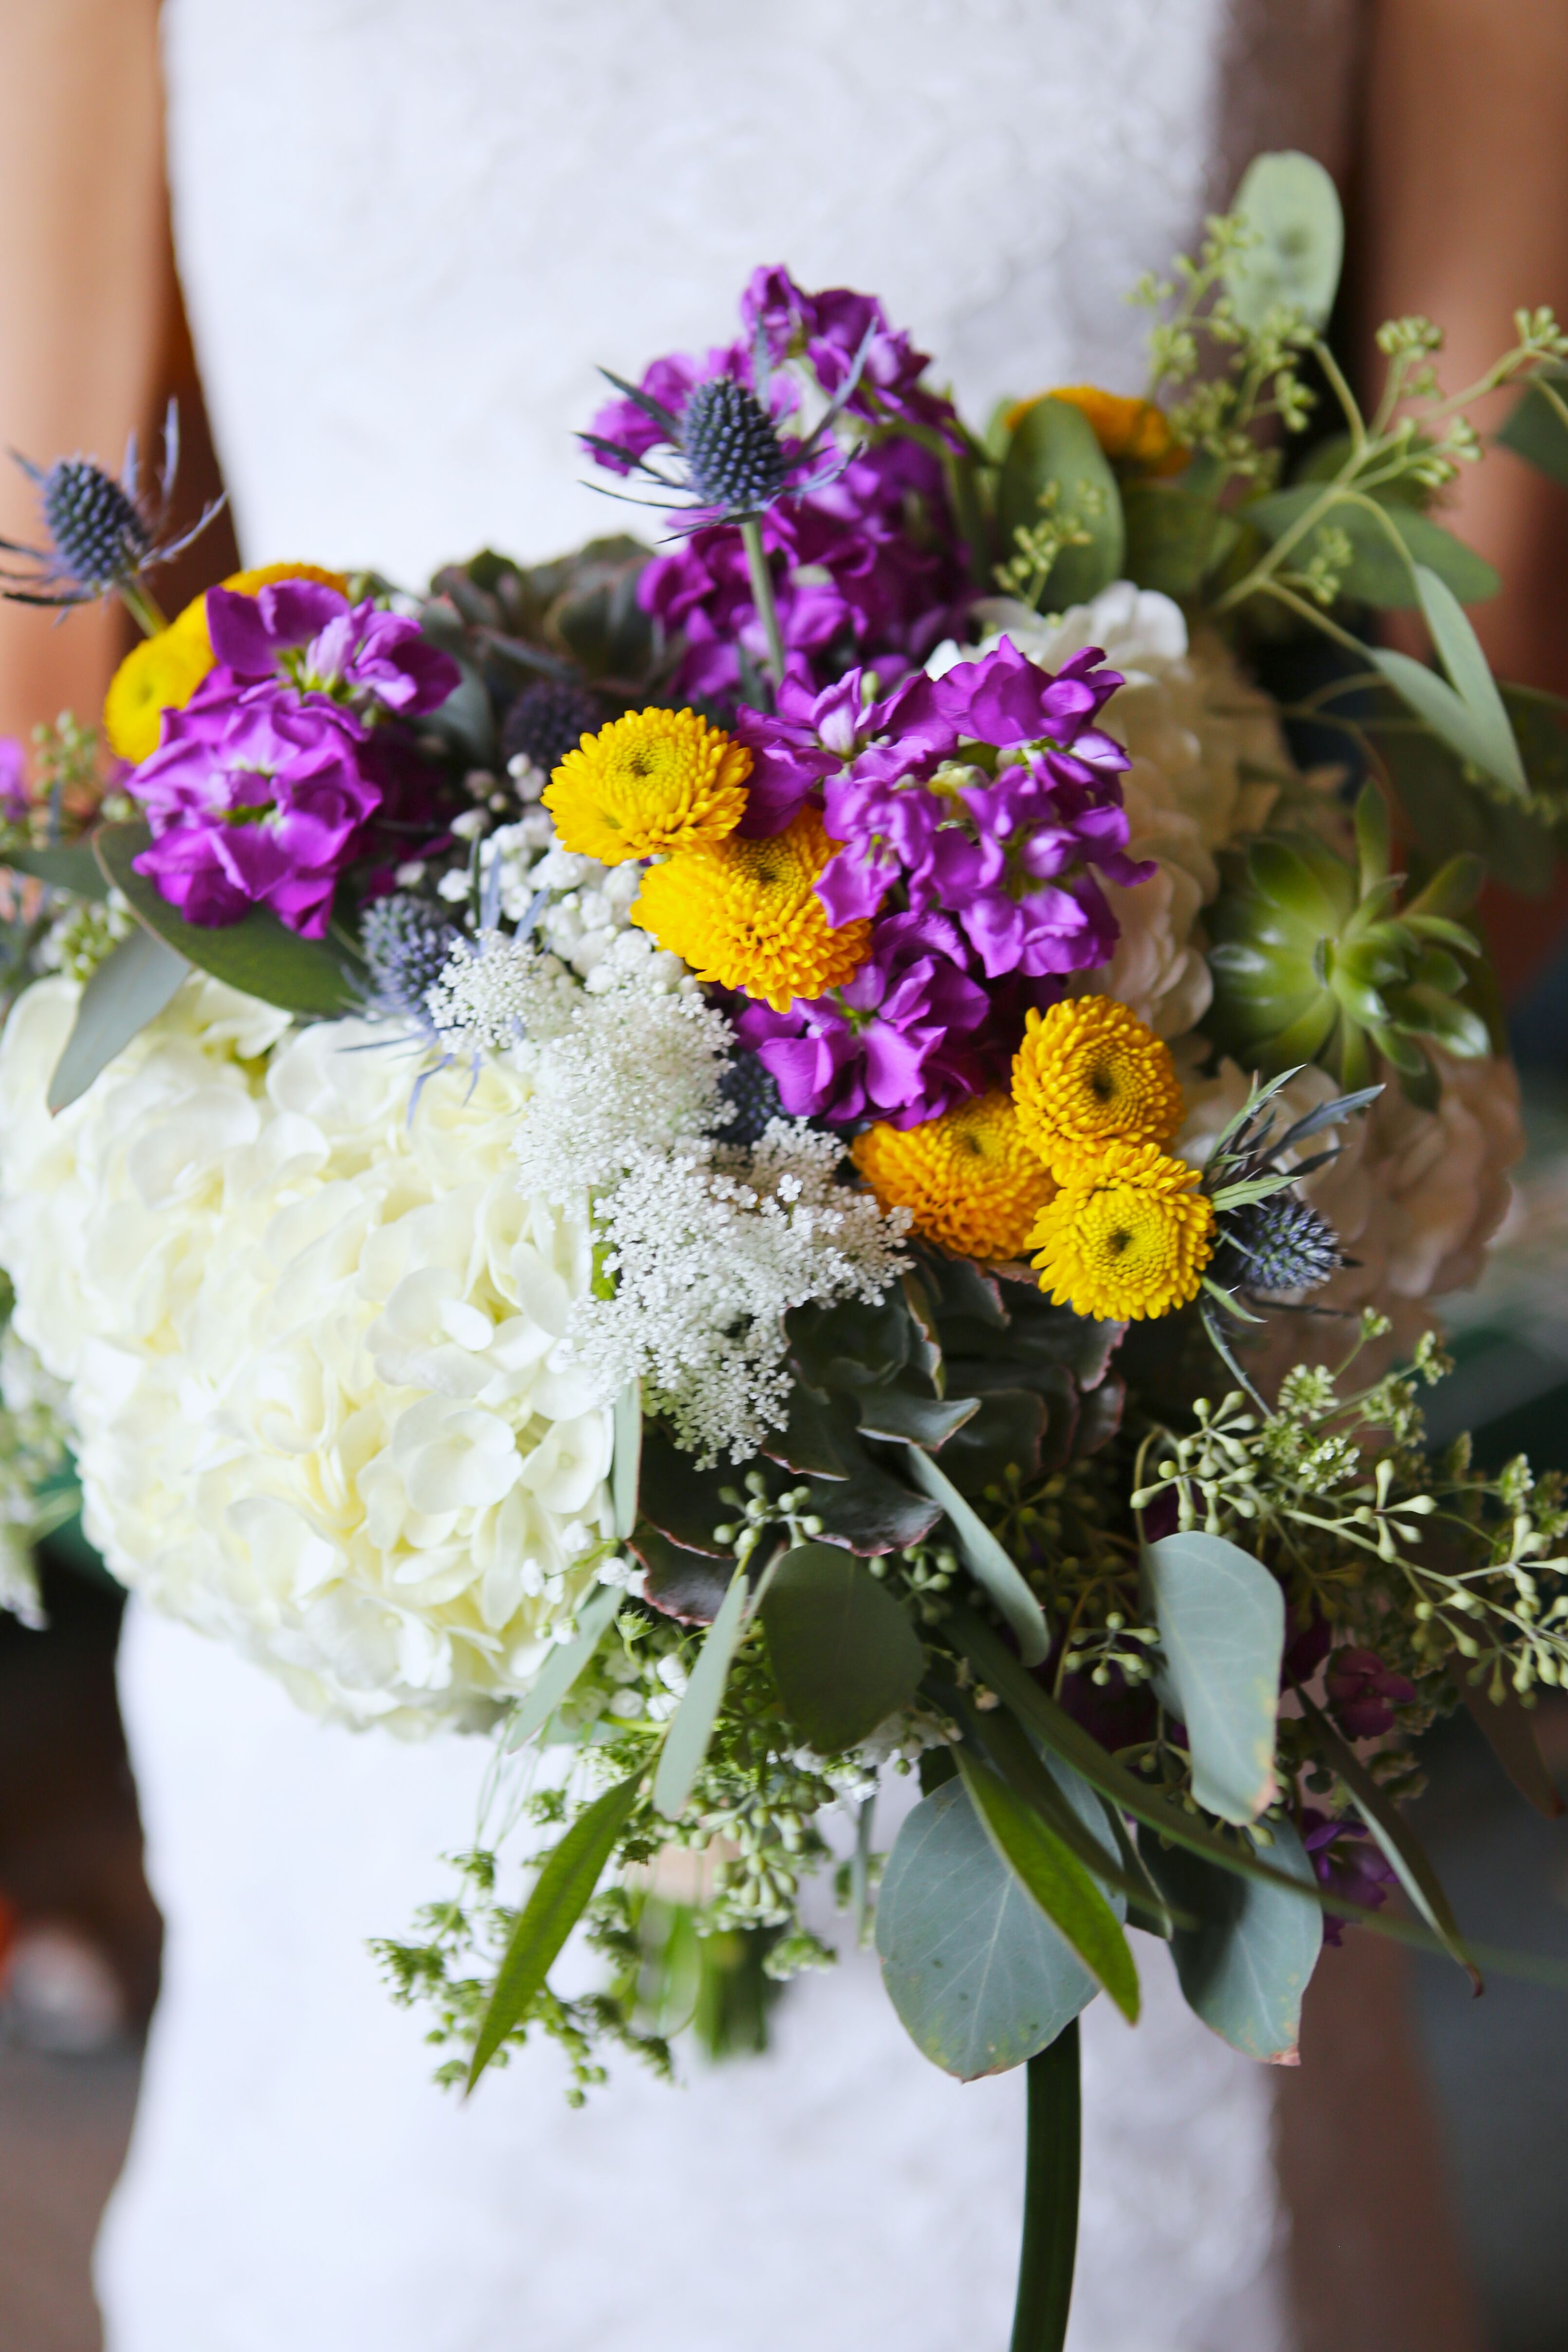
xmin=760 ymin=1541 xmax=924 ymax=1750
xmin=1296 ymin=1683 xmax=1478 ymax=1988
xmin=997 ymin=397 xmax=1124 ymax=611
xmin=1371 ymin=647 xmax=1528 ymax=800
xmin=1460 ymin=1682 xmax=1566 ymax=1821
xmin=1121 ymin=482 xmax=1238 ymax=598
xmin=5 ymin=843 xmax=109 ymax=898
xmin=504 ymin=1584 xmax=623 ymax=1753
xmin=652 ymin=1568 xmax=749 ymax=1820
xmin=1143 ymin=1532 xmax=1284 ymax=1824
xmin=1243 ymin=488 xmax=1498 ymax=609
xmin=957 ymin=1751 xmax=1141 ymax=2022
xmin=611 ymin=1380 xmax=641 ymax=1540
xmin=1413 ymin=563 xmax=1526 ymax=795
xmin=1225 ymin=149 xmax=1344 ymax=333
xmin=1496 ymin=364 xmax=1568 ymax=489
xmin=902 ymin=1444 xmax=1049 ymax=1666
xmin=875 ymin=1777 xmax=1099 ymax=2080
xmin=46 ymin=925 xmax=189 ymax=1113
xmin=465 ymin=1767 xmax=643 ymax=2090
xmin=1138 ymin=1815 xmax=1322 ymax=2061
xmin=95 ymin=821 xmax=368 ymax=1014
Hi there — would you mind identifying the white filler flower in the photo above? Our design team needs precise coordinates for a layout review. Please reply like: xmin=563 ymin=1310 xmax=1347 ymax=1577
xmin=0 ymin=976 xmax=614 ymax=1730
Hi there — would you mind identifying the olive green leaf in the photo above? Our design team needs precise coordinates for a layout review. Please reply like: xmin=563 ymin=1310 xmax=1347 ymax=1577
xmin=902 ymin=1443 xmax=1049 ymax=1666
xmin=760 ymin=1541 xmax=925 ymax=1751
xmin=957 ymin=1750 xmax=1140 ymax=2023
xmin=47 ymin=924 xmax=189 ymax=1112
xmin=651 ymin=1566 xmax=750 ymax=1820
xmin=503 ymin=1583 xmax=624 ymax=1755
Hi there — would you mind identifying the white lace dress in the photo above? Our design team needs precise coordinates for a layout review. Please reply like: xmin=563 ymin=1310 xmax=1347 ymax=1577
xmin=96 ymin=5 xmax=1359 ymax=2345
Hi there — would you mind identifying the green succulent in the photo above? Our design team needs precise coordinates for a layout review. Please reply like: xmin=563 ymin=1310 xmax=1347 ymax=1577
xmin=1204 ymin=784 xmax=1491 ymax=1107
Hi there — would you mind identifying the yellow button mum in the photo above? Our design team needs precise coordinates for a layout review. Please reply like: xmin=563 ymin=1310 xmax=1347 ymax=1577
xmin=103 ymin=561 xmax=351 ymax=761
xmin=1012 ymin=998 xmax=1184 ymax=1176
xmin=1006 ymin=387 xmax=1187 ymax=477
xmin=852 ymin=1093 xmax=1055 ymax=1261
xmin=632 ymin=805 xmax=870 ymax=1011
xmin=544 ymin=706 xmax=752 ymax=865
xmin=1028 ymin=1141 xmax=1214 ymax=1321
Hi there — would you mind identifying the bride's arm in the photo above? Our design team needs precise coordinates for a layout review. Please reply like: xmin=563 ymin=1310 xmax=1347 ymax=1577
xmin=0 ymin=0 xmax=167 ymax=746
xmin=1360 ymin=0 xmax=1568 ymax=696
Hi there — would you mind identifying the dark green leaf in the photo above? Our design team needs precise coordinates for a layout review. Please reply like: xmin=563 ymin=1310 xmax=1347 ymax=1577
xmin=1244 ymin=488 xmax=1498 ymax=609
xmin=504 ymin=1584 xmax=623 ymax=1753
xmin=964 ymin=1697 xmax=1160 ymax=1918
xmin=629 ymin=1525 xmax=735 ymax=1624
xmin=1143 ymin=1532 xmax=1284 ymax=1824
xmin=47 ymin=926 xmax=189 ymax=1112
xmin=1496 ymin=364 xmax=1568 ymax=489
xmin=1296 ymin=1683 xmax=1478 ymax=1987
xmin=95 ymin=822 xmax=368 ymax=1014
xmin=652 ymin=1567 xmax=750 ymax=1820
xmin=997 ymin=397 xmax=1125 ymax=610
xmin=760 ymin=1541 xmax=924 ymax=1750
xmin=957 ymin=1751 xmax=1140 ymax=2021
xmin=5 ymin=843 xmax=109 ymax=898
xmin=1225 ymin=149 xmax=1344 ymax=332
xmin=466 ymin=1768 xmax=643 ymax=2090
xmin=931 ymin=1385 xmax=1045 ymax=1493
xmin=759 ymin=1378 xmax=856 ymax=1479
xmin=904 ymin=1445 xmax=1049 ymax=1666
xmin=854 ymin=1385 xmax=980 ymax=1450
xmin=1461 ymin=1682 xmax=1565 ymax=1820
xmin=1138 ymin=1815 xmax=1322 ymax=2061
xmin=804 ymin=1454 xmax=942 ymax=1555
xmin=633 ymin=1426 xmax=735 ymax=1555
xmin=875 ymin=1778 xmax=1100 ymax=2080
xmin=1122 ymin=482 xmax=1239 ymax=598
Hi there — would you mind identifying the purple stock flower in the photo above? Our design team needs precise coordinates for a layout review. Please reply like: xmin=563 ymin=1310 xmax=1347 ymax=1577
xmin=129 ymin=673 xmax=383 ymax=936
xmin=0 ymin=737 xmax=27 ymax=822
xmin=1302 ymin=1810 xmax=1399 ymax=1947
xmin=739 ymin=267 xmax=965 ymax=450
xmin=1325 ymin=1648 xmax=1419 ymax=1741
xmin=205 ymin=582 xmax=458 ymax=716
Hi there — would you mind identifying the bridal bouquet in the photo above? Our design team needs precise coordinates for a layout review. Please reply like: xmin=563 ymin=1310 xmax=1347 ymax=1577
xmin=4 ymin=153 xmax=1568 ymax=2343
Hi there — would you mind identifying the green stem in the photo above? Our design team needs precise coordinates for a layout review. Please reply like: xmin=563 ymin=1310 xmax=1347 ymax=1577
xmin=118 ymin=577 xmax=167 ymax=638
xmin=1010 ymin=2022 xmax=1081 ymax=2352
xmin=739 ymin=517 xmax=786 ymax=690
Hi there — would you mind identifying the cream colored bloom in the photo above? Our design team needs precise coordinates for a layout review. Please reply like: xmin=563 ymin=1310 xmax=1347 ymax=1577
xmin=0 ymin=977 xmax=613 ymax=1730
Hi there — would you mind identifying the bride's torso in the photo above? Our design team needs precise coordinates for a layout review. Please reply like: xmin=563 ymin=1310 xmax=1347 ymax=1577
xmin=96 ymin=9 xmax=1357 ymax=2348
xmin=163 ymin=0 xmax=1358 ymax=577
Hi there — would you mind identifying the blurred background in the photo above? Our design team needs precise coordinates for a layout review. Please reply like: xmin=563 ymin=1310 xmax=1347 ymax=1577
xmin=1 ymin=4 xmax=1568 ymax=2350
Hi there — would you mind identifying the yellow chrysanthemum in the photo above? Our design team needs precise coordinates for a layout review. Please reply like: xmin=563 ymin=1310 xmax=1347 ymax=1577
xmin=1027 ymin=1140 xmax=1214 ymax=1321
xmin=103 ymin=562 xmax=351 ymax=760
xmin=1012 ymin=998 xmax=1184 ymax=1176
xmin=852 ymin=1093 xmax=1055 ymax=1261
xmin=632 ymin=805 xmax=870 ymax=1011
xmin=1006 ymin=387 xmax=1187 ymax=478
xmin=544 ymin=706 xmax=752 ymax=865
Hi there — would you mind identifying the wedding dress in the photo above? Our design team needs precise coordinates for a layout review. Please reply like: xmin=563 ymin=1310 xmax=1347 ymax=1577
xmin=96 ymin=5 xmax=1360 ymax=2346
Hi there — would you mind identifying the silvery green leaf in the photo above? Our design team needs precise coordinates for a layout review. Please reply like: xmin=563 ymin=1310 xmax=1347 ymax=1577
xmin=504 ymin=1582 xmax=623 ymax=1753
xmin=611 ymin=1379 xmax=641 ymax=1539
xmin=876 ymin=1776 xmax=1099 ymax=2080
xmin=997 ymin=396 xmax=1125 ymax=610
xmin=652 ymin=1567 xmax=749 ymax=1820
xmin=1413 ymin=562 xmax=1526 ymax=795
xmin=1372 ymin=642 xmax=1526 ymax=801
xmin=903 ymin=1444 xmax=1049 ymax=1666
xmin=760 ymin=1540 xmax=924 ymax=1751
xmin=1225 ymin=149 xmax=1344 ymax=332
xmin=1139 ymin=1814 xmax=1322 ymax=2061
xmin=47 ymin=924 xmax=188 ymax=1112
xmin=1143 ymin=1533 xmax=1284 ymax=1824
xmin=957 ymin=1751 xmax=1140 ymax=2023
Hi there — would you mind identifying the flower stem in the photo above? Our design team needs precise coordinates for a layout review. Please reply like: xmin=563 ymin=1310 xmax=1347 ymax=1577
xmin=118 ymin=578 xmax=167 ymax=638
xmin=738 ymin=517 xmax=786 ymax=691
xmin=1010 ymin=2023 xmax=1081 ymax=2352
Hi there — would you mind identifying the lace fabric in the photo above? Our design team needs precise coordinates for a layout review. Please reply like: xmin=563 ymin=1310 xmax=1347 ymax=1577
xmin=99 ymin=5 xmax=1357 ymax=2342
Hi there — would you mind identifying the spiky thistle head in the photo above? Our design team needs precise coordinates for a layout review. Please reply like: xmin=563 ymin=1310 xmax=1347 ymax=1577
xmin=0 ymin=401 xmax=221 ymax=619
xmin=718 ymin=1051 xmax=786 ymax=1147
xmin=1216 ymin=1189 xmax=1341 ymax=1297
xmin=39 ymin=461 xmax=151 ymax=595
xmin=679 ymin=377 xmax=790 ymax=516
xmin=361 ymin=893 xmax=461 ymax=1022
xmin=502 ymin=678 xmax=606 ymax=780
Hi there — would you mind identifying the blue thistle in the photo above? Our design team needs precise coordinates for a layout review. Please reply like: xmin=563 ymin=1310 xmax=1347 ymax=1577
xmin=1218 ymin=1191 xmax=1342 ymax=1297
xmin=362 ymin=894 xmax=460 ymax=1023
xmin=502 ymin=679 xmax=605 ymax=778
xmin=0 ymin=400 xmax=221 ymax=624
xmin=679 ymin=378 xmax=789 ymax=516
xmin=719 ymin=1052 xmax=786 ymax=1146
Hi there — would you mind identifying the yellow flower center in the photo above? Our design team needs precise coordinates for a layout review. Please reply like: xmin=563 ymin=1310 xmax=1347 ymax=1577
xmin=632 ymin=805 xmax=870 ymax=1011
xmin=852 ymin=1093 xmax=1054 ymax=1260
xmin=1012 ymin=997 xmax=1184 ymax=1176
xmin=1026 ymin=1140 xmax=1213 ymax=1322
xmin=544 ymin=706 xmax=752 ymax=865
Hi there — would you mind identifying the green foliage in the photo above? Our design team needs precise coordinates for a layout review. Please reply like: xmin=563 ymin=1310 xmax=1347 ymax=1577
xmin=1139 ymin=1815 xmax=1322 ymax=2060
xmin=875 ymin=1778 xmax=1102 ymax=2080
xmin=760 ymin=1541 xmax=925 ymax=1751
xmin=46 ymin=923 xmax=188 ymax=1111
xmin=1142 ymin=1532 xmax=1284 ymax=1825
xmin=995 ymin=398 xmax=1124 ymax=610
xmin=956 ymin=1751 xmax=1141 ymax=2023
xmin=1224 ymin=151 xmax=1344 ymax=334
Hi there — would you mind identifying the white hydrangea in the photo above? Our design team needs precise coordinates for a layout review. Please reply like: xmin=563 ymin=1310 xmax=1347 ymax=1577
xmin=0 ymin=976 xmax=615 ymax=1731
xmin=1176 ymin=1043 xmax=1524 ymax=1369
xmin=931 ymin=583 xmax=1295 ymax=1039
xmin=570 ymin=1125 xmax=909 ymax=1465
